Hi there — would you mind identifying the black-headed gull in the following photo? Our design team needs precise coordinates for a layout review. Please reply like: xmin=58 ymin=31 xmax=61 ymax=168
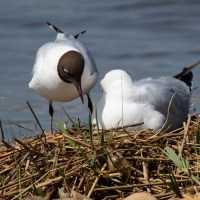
xmin=92 ymin=61 xmax=199 ymax=132
xmin=29 ymin=22 xmax=99 ymax=133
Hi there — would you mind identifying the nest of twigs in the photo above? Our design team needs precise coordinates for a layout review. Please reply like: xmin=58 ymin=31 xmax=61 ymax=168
xmin=0 ymin=115 xmax=200 ymax=200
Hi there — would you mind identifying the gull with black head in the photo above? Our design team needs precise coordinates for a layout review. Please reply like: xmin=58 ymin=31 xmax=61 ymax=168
xmin=29 ymin=22 xmax=99 ymax=133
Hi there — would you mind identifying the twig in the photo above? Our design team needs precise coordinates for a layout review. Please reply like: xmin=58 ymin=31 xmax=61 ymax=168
xmin=87 ymin=163 xmax=107 ymax=197
xmin=6 ymin=121 xmax=35 ymax=132
xmin=0 ymin=172 xmax=39 ymax=191
xmin=112 ymin=122 xmax=144 ymax=130
xmin=147 ymin=92 xmax=177 ymax=141
xmin=62 ymin=133 xmax=90 ymax=147
xmin=26 ymin=101 xmax=45 ymax=133
xmin=141 ymin=151 xmax=151 ymax=193
xmin=78 ymin=177 xmax=85 ymax=190
xmin=1 ymin=140 xmax=18 ymax=150
xmin=11 ymin=164 xmax=88 ymax=199
xmin=13 ymin=137 xmax=43 ymax=156
xmin=94 ymin=179 xmax=188 ymax=191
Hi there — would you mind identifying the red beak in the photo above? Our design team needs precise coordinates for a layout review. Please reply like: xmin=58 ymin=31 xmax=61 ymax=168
xmin=75 ymin=83 xmax=84 ymax=104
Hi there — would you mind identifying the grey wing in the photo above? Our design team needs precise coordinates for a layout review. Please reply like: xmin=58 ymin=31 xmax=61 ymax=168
xmin=133 ymin=77 xmax=191 ymax=117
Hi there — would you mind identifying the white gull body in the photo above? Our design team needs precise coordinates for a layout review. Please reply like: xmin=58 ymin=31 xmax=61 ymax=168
xmin=29 ymin=32 xmax=99 ymax=102
xmin=92 ymin=69 xmax=192 ymax=132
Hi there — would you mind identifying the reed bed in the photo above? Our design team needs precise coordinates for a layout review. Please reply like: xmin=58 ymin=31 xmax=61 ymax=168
xmin=0 ymin=113 xmax=200 ymax=200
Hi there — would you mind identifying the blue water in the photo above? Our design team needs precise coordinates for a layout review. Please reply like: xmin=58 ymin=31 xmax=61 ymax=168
xmin=0 ymin=0 xmax=200 ymax=138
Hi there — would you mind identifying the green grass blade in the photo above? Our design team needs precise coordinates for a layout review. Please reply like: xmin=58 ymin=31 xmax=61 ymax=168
xmin=125 ymin=168 xmax=131 ymax=183
xmin=108 ymin=129 xmax=113 ymax=146
xmin=160 ymin=168 xmax=182 ymax=198
xmin=178 ymin=147 xmax=189 ymax=173
xmin=32 ymin=181 xmax=44 ymax=197
xmin=0 ymin=175 xmax=4 ymax=184
xmin=169 ymin=171 xmax=183 ymax=198
xmin=159 ymin=146 xmax=183 ymax=169
xmin=56 ymin=165 xmax=71 ymax=186
xmin=60 ymin=104 xmax=88 ymax=143
xmin=90 ymin=150 xmax=96 ymax=168
xmin=77 ymin=146 xmax=96 ymax=171
xmin=161 ymin=147 xmax=200 ymax=186
xmin=191 ymin=174 xmax=200 ymax=185
xmin=57 ymin=165 xmax=66 ymax=178
xmin=93 ymin=96 xmax=100 ymax=135
xmin=77 ymin=146 xmax=85 ymax=157
xmin=45 ymin=154 xmax=50 ymax=171
xmin=56 ymin=119 xmax=75 ymax=147
xmin=183 ymin=157 xmax=189 ymax=169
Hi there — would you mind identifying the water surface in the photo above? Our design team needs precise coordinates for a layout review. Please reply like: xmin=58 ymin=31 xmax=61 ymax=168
xmin=0 ymin=0 xmax=200 ymax=138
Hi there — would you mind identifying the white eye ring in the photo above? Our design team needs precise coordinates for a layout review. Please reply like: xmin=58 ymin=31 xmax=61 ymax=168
xmin=64 ymin=69 xmax=69 ymax=73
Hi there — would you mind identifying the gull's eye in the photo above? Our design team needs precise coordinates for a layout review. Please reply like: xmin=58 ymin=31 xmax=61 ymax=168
xmin=63 ymin=69 xmax=69 ymax=73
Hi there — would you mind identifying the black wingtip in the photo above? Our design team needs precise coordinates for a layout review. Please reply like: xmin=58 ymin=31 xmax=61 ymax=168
xmin=174 ymin=61 xmax=200 ymax=89
xmin=174 ymin=68 xmax=193 ymax=89
xmin=74 ymin=30 xmax=86 ymax=39
xmin=47 ymin=22 xmax=63 ymax=33
xmin=46 ymin=22 xmax=86 ymax=40
xmin=87 ymin=94 xmax=93 ymax=114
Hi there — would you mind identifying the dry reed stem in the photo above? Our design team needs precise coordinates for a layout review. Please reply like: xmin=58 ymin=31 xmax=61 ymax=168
xmin=179 ymin=115 xmax=191 ymax=156
xmin=87 ymin=163 xmax=107 ymax=197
